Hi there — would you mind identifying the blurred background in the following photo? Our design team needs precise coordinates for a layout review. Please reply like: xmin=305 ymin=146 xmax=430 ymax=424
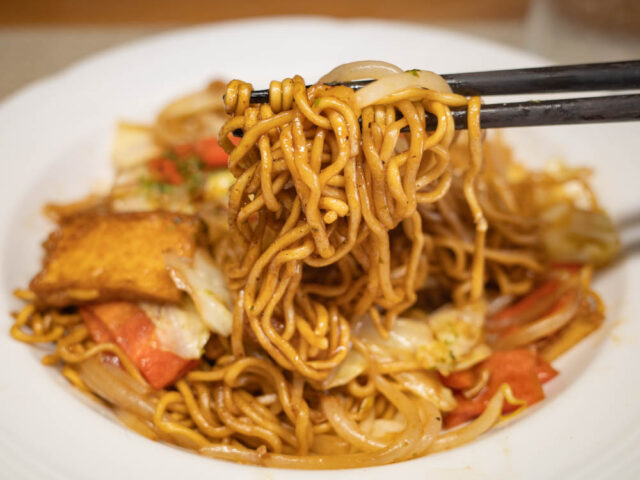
xmin=1 ymin=0 xmax=639 ymax=99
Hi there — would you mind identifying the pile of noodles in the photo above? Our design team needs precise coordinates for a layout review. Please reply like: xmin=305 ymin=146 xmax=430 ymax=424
xmin=11 ymin=61 xmax=611 ymax=469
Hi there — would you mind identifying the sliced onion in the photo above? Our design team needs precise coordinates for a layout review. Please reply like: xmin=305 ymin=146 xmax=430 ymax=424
xmin=411 ymin=397 xmax=442 ymax=456
xmin=157 ymin=88 xmax=224 ymax=122
xmin=114 ymin=407 xmax=159 ymax=440
xmin=154 ymin=82 xmax=227 ymax=146
xmin=165 ymin=249 xmax=233 ymax=336
xmin=391 ymin=370 xmax=456 ymax=411
xmin=96 ymin=358 xmax=150 ymax=396
xmin=370 ymin=417 xmax=406 ymax=441
xmin=354 ymin=70 xmax=452 ymax=109
xmin=321 ymin=396 xmax=387 ymax=452
xmin=318 ymin=60 xmax=403 ymax=84
xmin=493 ymin=289 xmax=581 ymax=350
xmin=487 ymin=294 xmax=515 ymax=317
xmin=428 ymin=385 xmax=506 ymax=453
xmin=488 ymin=286 xmax=563 ymax=333
xmin=310 ymin=434 xmax=350 ymax=455
xmin=462 ymin=368 xmax=490 ymax=399
xmin=542 ymin=208 xmax=619 ymax=266
xmin=77 ymin=357 xmax=156 ymax=420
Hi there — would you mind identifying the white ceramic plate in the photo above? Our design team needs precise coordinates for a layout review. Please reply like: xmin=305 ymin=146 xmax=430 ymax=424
xmin=1 ymin=17 xmax=639 ymax=480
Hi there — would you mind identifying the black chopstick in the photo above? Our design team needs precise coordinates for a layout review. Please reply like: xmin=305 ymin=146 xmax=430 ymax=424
xmin=442 ymin=60 xmax=640 ymax=96
xmin=247 ymin=60 xmax=640 ymax=103
xmin=446 ymin=94 xmax=640 ymax=130
xmin=231 ymin=94 xmax=640 ymax=137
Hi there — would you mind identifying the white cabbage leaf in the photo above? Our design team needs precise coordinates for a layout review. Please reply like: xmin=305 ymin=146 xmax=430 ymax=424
xmin=165 ymin=249 xmax=233 ymax=336
xmin=541 ymin=204 xmax=618 ymax=266
xmin=140 ymin=301 xmax=208 ymax=359
xmin=112 ymin=122 xmax=162 ymax=170
xmin=326 ymin=303 xmax=490 ymax=389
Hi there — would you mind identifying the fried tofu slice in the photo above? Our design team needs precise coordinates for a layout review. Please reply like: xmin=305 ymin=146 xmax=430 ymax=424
xmin=30 ymin=211 xmax=200 ymax=307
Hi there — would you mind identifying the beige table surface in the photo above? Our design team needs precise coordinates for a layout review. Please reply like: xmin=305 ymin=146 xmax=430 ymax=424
xmin=1 ymin=6 xmax=639 ymax=101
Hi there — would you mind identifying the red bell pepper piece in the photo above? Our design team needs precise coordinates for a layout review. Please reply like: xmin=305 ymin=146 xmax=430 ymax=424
xmin=148 ymin=158 xmax=184 ymax=185
xmin=440 ymin=368 xmax=476 ymax=390
xmin=80 ymin=302 xmax=198 ymax=389
xmin=194 ymin=137 xmax=229 ymax=168
xmin=443 ymin=349 xmax=557 ymax=429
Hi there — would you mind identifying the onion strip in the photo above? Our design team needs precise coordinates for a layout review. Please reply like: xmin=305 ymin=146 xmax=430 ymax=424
xmin=318 ymin=60 xmax=403 ymax=84
xmin=354 ymin=70 xmax=452 ymax=110
xmin=77 ymin=357 xmax=156 ymax=420
xmin=493 ymin=289 xmax=581 ymax=350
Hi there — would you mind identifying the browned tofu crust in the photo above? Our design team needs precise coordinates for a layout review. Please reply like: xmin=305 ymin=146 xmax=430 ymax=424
xmin=30 ymin=211 xmax=200 ymax=307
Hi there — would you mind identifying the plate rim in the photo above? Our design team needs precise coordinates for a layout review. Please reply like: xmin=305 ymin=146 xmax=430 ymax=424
xmin=1 ymin=16 xmax=639 ymax=480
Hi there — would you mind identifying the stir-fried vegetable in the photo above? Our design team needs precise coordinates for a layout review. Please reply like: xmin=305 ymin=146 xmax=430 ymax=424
xmin=533 ymin=163 xmax=618 ymax=267
xmin=541 ymin=205 xmax=618 ymax=267
xmin=142 ymin=139 xmax=232 ymax=199
xmin=487 ymin=280 xmax=562 ymax=332
xmin=140 ymin=301 xmax=209 ymax=359
xmin=80 ymin=302 xmax=199 ymax=389
xmin=195 ymin=137 xmax=229 ymax=167
xmin=164 ymin=249 xmax=233 ymax=337
xmin=111 ymin=124 xmax=233 ymax=214
xmin=149 ymin=157 xmax=184 ymax=185
xmin=204 ymin=169 xmax=236 ymax=200
xmin=416 ymin=303 xmax=487 ymax=373
xmin=111 ymin=122 xmax=162 ymax=170
xmin=326 ymin=304 xmax=490 ymax=389
xmin=492 ymin=289 xmax=581 ymax=351
xmin=443 ymin=349 xmax=557 ymax=428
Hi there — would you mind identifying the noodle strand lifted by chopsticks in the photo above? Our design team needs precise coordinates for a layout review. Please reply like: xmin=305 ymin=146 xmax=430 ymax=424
xmin=220 ymin=72 xmax=485 ymax=379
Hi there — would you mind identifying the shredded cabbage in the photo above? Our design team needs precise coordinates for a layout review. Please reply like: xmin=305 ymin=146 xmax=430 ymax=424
xmin=541 ymin=205 xmax=618 ymax=266
xmin=140 ymin=301 xmax=208 ymax=359
xmin=165 ymin=249 xmax=233 ymax=336
xmin=112 ymin=122 xmax=162 ymax=170
xmin=326 ymin=304 xmax=489 ymax=388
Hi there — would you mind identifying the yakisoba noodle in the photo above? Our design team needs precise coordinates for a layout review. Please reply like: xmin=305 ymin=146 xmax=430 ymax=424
xmin=219 ymin=71 xmax=483 ymax=370
xmin=10 ymin=61 xmax=616 ymax=469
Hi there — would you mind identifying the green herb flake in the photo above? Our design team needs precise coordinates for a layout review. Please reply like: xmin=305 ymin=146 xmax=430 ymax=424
xmin=140 ymin=177 xmax=173 ymax=195
xmin=187 ymin=171 xmax=204 ymax=195
xmin=164 ymin=150 xmax=179 ymax=161
xmin=406 ymin=69 xmax=420 ymax=77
